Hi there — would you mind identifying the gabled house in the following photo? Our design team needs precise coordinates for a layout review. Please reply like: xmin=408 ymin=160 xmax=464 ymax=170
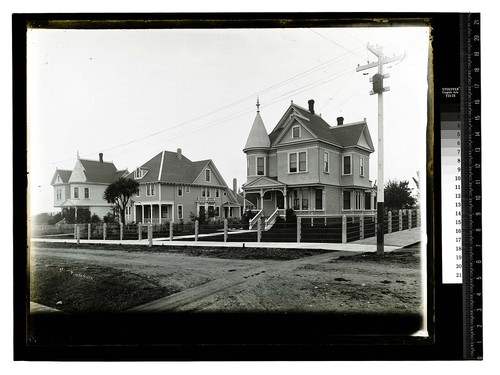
xmin=125 ymin=148 xmax=241 ymax=224
xmin=242 ymin=99 xmax=376 ymax=223
xmin=51 ymin=153 xmax=128 ymax=219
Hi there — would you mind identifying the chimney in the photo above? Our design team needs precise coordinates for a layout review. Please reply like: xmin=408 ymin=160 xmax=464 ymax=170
xmin=337 ymin=116 xmax=344 ymax=126
xmin=176 ymin=148 xmax=182 ymax=160
xmin=99 ymin=153 xmax=103 ymax=162
xmin=233 ymin=178 xmax=237 ymax=195
xmin=308 ymin=99 xmax=315 ymax=114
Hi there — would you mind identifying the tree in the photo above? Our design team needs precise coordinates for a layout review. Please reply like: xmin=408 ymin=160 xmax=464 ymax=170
xmin=103 ymin=177 xmax=139 ymax=225
xmin=384 ymin=179 xmax=417 ymax=212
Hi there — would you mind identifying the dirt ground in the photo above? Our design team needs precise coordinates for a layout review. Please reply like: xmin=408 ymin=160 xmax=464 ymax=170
xmin=30 ymin=242 xmax=423 ymax=315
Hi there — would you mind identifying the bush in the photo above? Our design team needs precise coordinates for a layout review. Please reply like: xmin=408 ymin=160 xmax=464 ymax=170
xmin=90 ymin=214 xmax=101 ymax=223
xmin=103 ymin=212 xmax=117 ymax=223
xmin=285 ymin=208 xmax=296 ymax=223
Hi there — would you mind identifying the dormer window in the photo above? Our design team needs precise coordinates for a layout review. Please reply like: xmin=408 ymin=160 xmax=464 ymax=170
xmin=292 ymin=125 xmax=301 ymax=138
xmin=57 ymin=175 xmax=61 ymax=183
xmin=134 ymin=167 xmax=146 ymax=179
xmin=205 ymin=169 xmax=211 ymax=182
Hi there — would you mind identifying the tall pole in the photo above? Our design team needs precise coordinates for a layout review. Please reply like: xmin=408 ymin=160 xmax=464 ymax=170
xmin=376 ymin=56 xmax=385 ymax=255
xmin=356 ymin=44 xmax=404 ymax=255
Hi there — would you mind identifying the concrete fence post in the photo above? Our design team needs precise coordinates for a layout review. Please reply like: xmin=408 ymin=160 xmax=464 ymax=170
xmin=297 ymin=217 xmax=302 ymax=243
xmin=74 ymin=224 xmax=77 ymax=240
xmin=120 ymin=222 xmax=124 ymax=241
xmin=76 ymin=226 xmax=80 ymax=245
xmin=148 ymin=225 xmax=152 ymax=247
xmin=388 ymin=211 xmax=392 ymax=233
xmin=257 ymin=219 xmax=261 ymax=243
xmin=408 ymin=209 xmax=412 ymax=229
xmin=342 ymin=215 xmax=347 ymax=243
xmin=224 ymin=219 xmax=228 ymax=243
xmin=399 ymin=210 xmax=403 ymax=231
xmin=88 ymin=223 xmax=91 ymax=240
xmin=103 ymin=223 xmax=107 ymax=241
xmin=138 ymin=224 xmax=142 ymax=241
xmin=359 ymin=216 xmax=364 ymax=240
xmin=170 ymin=221 xmax=174 ymax=241
xmin=195 ymin=220 xmax=199 ymax=242
xmin=310 ymin=217 xmax=313 ymax=227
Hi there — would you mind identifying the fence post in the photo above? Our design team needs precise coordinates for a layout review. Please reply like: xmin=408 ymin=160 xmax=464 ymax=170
xmin=120 ymin=222 xmax=124 ymax=241
xmin=388 ymin=211 xmax=392 ymax=233
xmin=399 ymin=210 xmax=403 ymax=231
xmin=195 ymin=220 xmax=199 ymax=242
xmin=148 ymin=225 xmax=152 ymax=247
xmin=88 ymin=223 xmax=91 ymax=240
xmin=170 ymin=221 xmax=174 ymax=241
xmin=359 ymin=216 xmax=364 ymax=240
xmin=103 ymin=223 xmax=107 ymax=240
xmin=374 ymin=214 xmax=377 ymax=237
xmin=224 ymin=219 xmax=228 ymax=243
xmin=297 ymin=217 xmax=301 ymax=243
xmin=74 ymin=224 xmax=77 ymax=240
xmin=342 ymin=215 xmax=347 ymax=243
xmin=417 ymin=209 xmax=420 ymax=227
xmin=408 ymin=209 xmax=412 ymax=229
xmin=76 ymin=226 xmax=80 ymax=245
xmin=138 ymin=224 xmax=142 ymax=240
xmin=310 ymin=217 xmax=313 ymax=227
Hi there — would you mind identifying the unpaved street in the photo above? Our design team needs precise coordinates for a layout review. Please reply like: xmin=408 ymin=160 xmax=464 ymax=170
xmin=31 ymin=244 xmax=423 ymax=315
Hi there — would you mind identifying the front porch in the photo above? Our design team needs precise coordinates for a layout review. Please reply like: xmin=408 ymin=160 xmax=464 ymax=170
xmin=134 ymin=202 xmax=174 ymax=224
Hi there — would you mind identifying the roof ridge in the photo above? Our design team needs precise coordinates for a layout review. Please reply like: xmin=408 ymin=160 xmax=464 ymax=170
xmin=330 ymin=120 xmax=366 ymax=129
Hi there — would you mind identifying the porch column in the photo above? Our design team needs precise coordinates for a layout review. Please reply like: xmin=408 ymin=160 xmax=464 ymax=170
xmin=133 ymin=203 xmax=136 ymax=222
xmin=260 ymin=189 xmax=264 ymax=211
xmin=196 ymin=201 xmax=199 ymax=215
xmin=284 ymin=187 xmax=288 ymax=210
xmin=243 ymin=192 xmax=246 ymax=212
xmin=141 ymin=205 xmax=144 ymax=224
xmin=150 ymin=204 xmax=153 ymax=224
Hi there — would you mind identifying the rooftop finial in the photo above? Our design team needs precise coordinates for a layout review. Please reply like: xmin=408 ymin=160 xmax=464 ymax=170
xmin=77 ymin=150 xmax=80 ymax=159
xmin=256 ymin=96 xmax=260 ymax=113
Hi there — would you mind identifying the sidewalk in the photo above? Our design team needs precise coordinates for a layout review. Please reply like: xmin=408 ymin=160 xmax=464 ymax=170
xmin=31 ymin=227 xmax=423 ymax=253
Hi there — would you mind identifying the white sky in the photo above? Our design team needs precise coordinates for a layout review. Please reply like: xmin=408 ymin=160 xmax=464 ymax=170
xmin=27 ymin=26 xmax=430 ymax=214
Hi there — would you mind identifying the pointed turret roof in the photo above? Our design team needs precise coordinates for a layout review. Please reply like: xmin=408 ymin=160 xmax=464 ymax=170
xmin=244 ymin=99 xmax=271 ymax=151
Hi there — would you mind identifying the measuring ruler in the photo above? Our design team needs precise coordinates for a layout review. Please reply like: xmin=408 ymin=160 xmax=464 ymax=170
xmin=461 ymin=12 xmax=482 ymax=360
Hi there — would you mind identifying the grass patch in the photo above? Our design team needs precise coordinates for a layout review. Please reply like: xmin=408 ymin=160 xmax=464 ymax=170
xmin=30 ymin=261 xmax=175 ymax=313
xmin=31 ymin=241 xmax=331 ymax=261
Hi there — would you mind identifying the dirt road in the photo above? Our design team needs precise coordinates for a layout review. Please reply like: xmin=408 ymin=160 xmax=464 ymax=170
xmin=31 ymin=244 xmax=423 ymax=315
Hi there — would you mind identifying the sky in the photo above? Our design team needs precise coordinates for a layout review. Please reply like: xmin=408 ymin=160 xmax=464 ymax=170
xmin=27 ymin=26 xmax=430 ymax=214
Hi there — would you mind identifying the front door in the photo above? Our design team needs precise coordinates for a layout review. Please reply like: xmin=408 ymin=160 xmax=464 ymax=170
xmin=277 ymin=193 xmax=284 ymax=209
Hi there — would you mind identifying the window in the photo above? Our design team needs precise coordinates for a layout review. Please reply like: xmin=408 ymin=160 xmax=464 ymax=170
xmin=215 ymin=206 xmax=220 ymax=217
xmin=146 ymin=183 xmax=155 ymax=196
xmin=134 ymin=168 xmax=145 ymax=179
xmin=293 ymin=190 xmax=300 ymax=210
xmin=343 ymin=191 xmax=351 ymax=210
xmin=177 ymin=205 xmax=183 ymax=220
xmin=302 ymin=197 xmax=309 ymax=210
xmin=74 ymin=187 xmax=79 ymax=199
xmin=205 ymin=169 xmax=211 ymax=182
xmin=185 ymin=186 xmax=190 ymax=193
xmin=365 ymin=192 xmax=371 ymax=210
xmin=355 ymin=191 xmax=363 ymax=210
xmin=289 ymin=153 xmax=297 ymax=173
xmin=223 ymin=190 xmax=227 ymax=196
xmin=359 ymin=157 xmax=364 ymax=176
xmin=207 ymin=188 xmax=211 ymax=198
xmin=247 ymin=158 xmax=250 ymax=176
xmin=292 ymin=125 xmax=300 ymax=138
xmin=289 ymin=151 xmax=307 ymax=173
xmin=342 ymin=155 xmax=352 ymax=175
xmin=263 ymin=191 xmax=272 ymax=201
xmin=216 ymin=188 xmax=220 ymax=198
xmin=323 ymin=151 xmax=329 ymax=173
xmin=57 ymin=176 xmax=61 ymax=183
xmin=56 ymin=189 xmax=62 ymax=200
xmin=315 ymin=189 xmax=323 ymax=210
xmin=177 ymin=185 xmax=183 ymax=197
xmin=257 ymin=157 xmax=265 ymax=176
xmin=202 ymin=188 xmax=206 ymax=198
xmin=84 ymin=188 xmax=89 ymax=199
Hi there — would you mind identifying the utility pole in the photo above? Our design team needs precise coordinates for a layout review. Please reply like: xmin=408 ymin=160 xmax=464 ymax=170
xmin=356 ymin=44 xmax=404 ymax=255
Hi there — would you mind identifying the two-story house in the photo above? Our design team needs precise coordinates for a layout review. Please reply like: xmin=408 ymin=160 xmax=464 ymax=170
xmin=242 ymin=99 xmax=376 ymax=224
xmin=125 ymin=148 xmax=241 ymax=224
xmin=51 ymin=153 xmax=128 ymax=219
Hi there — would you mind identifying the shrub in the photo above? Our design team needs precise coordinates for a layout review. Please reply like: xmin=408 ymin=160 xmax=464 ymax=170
xmin=285 ymin=208 xmax=296 ymax=223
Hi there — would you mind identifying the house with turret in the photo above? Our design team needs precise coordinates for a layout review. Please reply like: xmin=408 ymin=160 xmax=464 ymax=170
xmin=242 ymin=99 xmax=376 ymax=227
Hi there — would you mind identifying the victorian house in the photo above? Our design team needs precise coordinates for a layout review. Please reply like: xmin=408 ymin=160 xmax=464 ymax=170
xmin=51 ymin=153 xmax=128 ymax=219
xmin=242 ymin=99 xmax=376 ymax=227
xmin=125 ymin=148 xmax=241 ymax=224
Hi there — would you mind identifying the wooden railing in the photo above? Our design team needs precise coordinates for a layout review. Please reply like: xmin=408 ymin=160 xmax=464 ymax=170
xmin=264 ymin=208 xmax=280 ymax=231
xmin=248 ymin=210 xmax=263 ymax=230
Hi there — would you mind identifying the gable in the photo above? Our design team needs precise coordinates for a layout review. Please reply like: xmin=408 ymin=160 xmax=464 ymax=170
xmin=244 ymin=176 xmax=284 ymax=189
xmin=278 ymin=119 xmax=316 ymax=144
xmin=192 ymin=161 xmax=223 ymax=186
xmin=358 ymin=131 xmax=370 ymax=149
xmin=50 ymin=169 xmax=72 ymax=185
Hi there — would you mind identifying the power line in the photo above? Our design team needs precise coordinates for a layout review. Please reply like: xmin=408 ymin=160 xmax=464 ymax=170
xmin=309 ymin=29 xmax=366 ymax=59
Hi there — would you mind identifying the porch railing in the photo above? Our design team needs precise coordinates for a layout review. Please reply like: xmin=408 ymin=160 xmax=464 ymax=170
xmin=264 ymin=208 xmax=280 ymax=231
xmin=248 ymin=210 xmax=263 ymax=230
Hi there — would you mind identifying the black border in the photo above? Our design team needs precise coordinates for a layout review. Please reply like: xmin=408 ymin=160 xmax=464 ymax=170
xmin=13 ymin=12 xmax=470 ymax=360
